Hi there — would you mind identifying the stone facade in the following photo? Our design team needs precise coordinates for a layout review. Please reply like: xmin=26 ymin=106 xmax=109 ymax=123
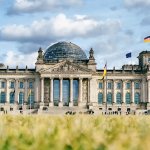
xmin=0 ymin=42 xmax=150 ymax=114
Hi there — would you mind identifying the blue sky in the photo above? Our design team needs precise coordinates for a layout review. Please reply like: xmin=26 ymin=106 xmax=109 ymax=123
xmin=0 ymin=0 xmax=150 ymax=69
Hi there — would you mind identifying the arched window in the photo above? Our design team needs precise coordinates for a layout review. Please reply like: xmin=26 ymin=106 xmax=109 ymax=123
xmin=135 ymin=92 xmax=140 ymax=104
xmin=19 ymin=92 xmax=24 ymax=104
xmin=98 ymin=93 xmax=103 ymax=104
xmin=116 ymin=92 xmax=122 ymax=104
xmin=10 ymin=92 xmax=15 ymax=104
xmin=126 ymin=92 xmax=131 ymax=104
xmin=0 ymin=92 xmax=6 ymax=103
xmin=28 ymin=92 xmax=34 ymax=104
xmin=107 ymin=93 xmax=112 ymax=104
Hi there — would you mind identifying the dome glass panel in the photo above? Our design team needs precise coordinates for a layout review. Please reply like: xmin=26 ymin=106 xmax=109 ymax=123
xmin=44 ymin=42 xmax=87 ymax=61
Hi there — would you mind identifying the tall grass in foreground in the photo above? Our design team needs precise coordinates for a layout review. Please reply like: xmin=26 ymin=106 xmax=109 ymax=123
xmin=0 ymin=115 xmax=150 ymax=150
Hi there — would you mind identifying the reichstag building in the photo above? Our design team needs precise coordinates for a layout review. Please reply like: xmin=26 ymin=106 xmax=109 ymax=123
xmin=0 ymin=41 xmax=150 ymax=114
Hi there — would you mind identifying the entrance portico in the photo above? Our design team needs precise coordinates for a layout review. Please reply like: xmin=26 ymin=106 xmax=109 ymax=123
xmin=40 ymin=76 xmax=91 ymax=107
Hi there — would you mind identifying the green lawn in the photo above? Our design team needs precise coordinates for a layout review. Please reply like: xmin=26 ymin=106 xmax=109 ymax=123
xmin=0 ymin=115 xmax=150 ymax=150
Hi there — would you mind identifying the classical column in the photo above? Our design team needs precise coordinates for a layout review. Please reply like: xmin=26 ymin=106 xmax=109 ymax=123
xmin=50 ymin=78 xmax=53 ymax=103
xmin=122 ymin=80 xmax=126 ymax=103
xmin=103 ymin=79 xmax=106 ymax=103
xmin=40 ymin=78 xmax=44 ymax=103
xmin=113 ymin=80 xmax=116 ymax=103
xmin=78 ymin=78 xmax=83 ymax=102
xmin=70 ymin=78 xmax=73 ymax=103
xmin=88 ymin=78 xmax=91 ymax=103
xmin=141 ymin=78 xmax=146 ymax=102
xmin=15 ymin=79 xmax=18 ymax=104
xmin=24 ymin=79 xmax=28 ymax=104
xmin=34 ymin=77 xmax=39 ymax=103
xmin=148 ymin=80 xmax=150 ymax=103
xmin=131 ymin=80 xmax=134 ymax=103
xmin=59 ymin=78 xmax=63 ymax=103
xmin=6 ymin=79 xmax=9 ymax=103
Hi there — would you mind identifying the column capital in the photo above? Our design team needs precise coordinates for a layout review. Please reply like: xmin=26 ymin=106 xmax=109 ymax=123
xmin=50 ymin=77 xmax=54 ymax=80
xmin=131 ymin=79 xmax=135 ymax=82
xmin=112 ymin=79 xmax=116 ymax=82
xmin=121 ymin=79 xmax=127 ymax=82
xmin=6 ymin=79 xmax=9 ymax=82
xmin=88 ymin=78 xmax=92 ymax=81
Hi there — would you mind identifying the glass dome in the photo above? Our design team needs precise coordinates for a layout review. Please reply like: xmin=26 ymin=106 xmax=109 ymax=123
xmin=44 ymin=42 xmax=87 ymax=62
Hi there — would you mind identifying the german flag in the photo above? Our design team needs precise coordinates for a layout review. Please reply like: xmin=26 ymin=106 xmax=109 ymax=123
xmin=102 ymin=64 xmax=107 ymax=80
xmin=144 ymin=36 xmax=150 ymax=42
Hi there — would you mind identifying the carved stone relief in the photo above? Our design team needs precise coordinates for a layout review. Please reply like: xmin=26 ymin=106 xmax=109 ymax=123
xmin=51 ymin=63 xmax=79 ymax=73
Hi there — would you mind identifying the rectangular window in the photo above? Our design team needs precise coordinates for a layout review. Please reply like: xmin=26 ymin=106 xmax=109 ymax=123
xmin=1 ymin=82 xmax=5 ymax=88
xmin=135 ymin=82 xmax=140 ymax=89
xmin=29 ymin=82 xmax=33 ymax=88
xmin=117 ymin=83 xmax=121 ymax=89
xmin=99 ymin=82 xmax=103 ymax=89
xmin=10 ymin=82 xmax=15 ymax=88
xmin=108 ymin=83 xmax=112 ymax=89
xmin=126 ymin=83 xmax=130 ymax=89
xmin=20 ymin=82 xmax=24 ymax=89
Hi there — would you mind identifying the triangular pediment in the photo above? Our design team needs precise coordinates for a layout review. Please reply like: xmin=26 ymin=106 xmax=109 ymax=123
xmin=39 ymin=60 xmax=93 ymax=74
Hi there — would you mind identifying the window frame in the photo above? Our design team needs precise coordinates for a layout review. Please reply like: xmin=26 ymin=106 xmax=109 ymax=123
xmin=99 ymin=82 xmax=103 ymax=89
xmin=98 ymin=92 xmax=103 ymax=104
xmin=19 ymin=81 xmax=24 ymax=89
xmin=108 ymin=82 xmax=112 ymax=89
xmin=117 ymin=82 xmax=121 ymax=89
xmin=10 ymin=81 xmax=15 ymax=89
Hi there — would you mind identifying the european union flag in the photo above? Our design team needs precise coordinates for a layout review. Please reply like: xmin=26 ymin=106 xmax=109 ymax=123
xmin=126 ymin=52 xmax=131 ymax=58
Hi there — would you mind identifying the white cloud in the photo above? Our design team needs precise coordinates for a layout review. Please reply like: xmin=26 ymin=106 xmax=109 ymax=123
xmin=7 ymin=0 xmax=83 ymax=14
xmin=124 ymin=0 xmax=150 ymax=8
xmin=3 ymin=51 xmax=36 ymax=68
xmin=0 ymin=14 xmax=121 ymax=45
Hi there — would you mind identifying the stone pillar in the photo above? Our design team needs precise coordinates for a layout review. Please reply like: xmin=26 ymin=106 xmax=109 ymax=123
xmin=59 ymin=78 xmax=63 ymax=107
xmin=131 ymin=80 xmax=134 ymax=103
xmin=49 ymin=78 xmax=54 ymax=107
xmin=103 ymin=80 xmax=106 ymax=103
xmin=24 ymin=79 xmax=28 ymax=104
xmin=88 ymin=78 xmax=91 ymax=104
xmin=15 ymin=79 xmax=18 ymax=104
xmin=141 ymin=78 xmax=146 ymax=102
xmin=113 ymin=80 xmax=116 ymax=103
xmin=34 ymin=77 xmax=39 ymax=104
xmin=6 ymin=79 xmax=9 ymax=104
xmin=79 ymin=78 xmax=83 ymax=102
xmin=69 ymin=78 xmax=73 ymax=107
xmin=148 ymin=80 xmax=150 ymax=103
xmin=122 ymin=81 xmax=126 ymax=103
xmin=40 ymin=78 xmax=44 ymax=103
